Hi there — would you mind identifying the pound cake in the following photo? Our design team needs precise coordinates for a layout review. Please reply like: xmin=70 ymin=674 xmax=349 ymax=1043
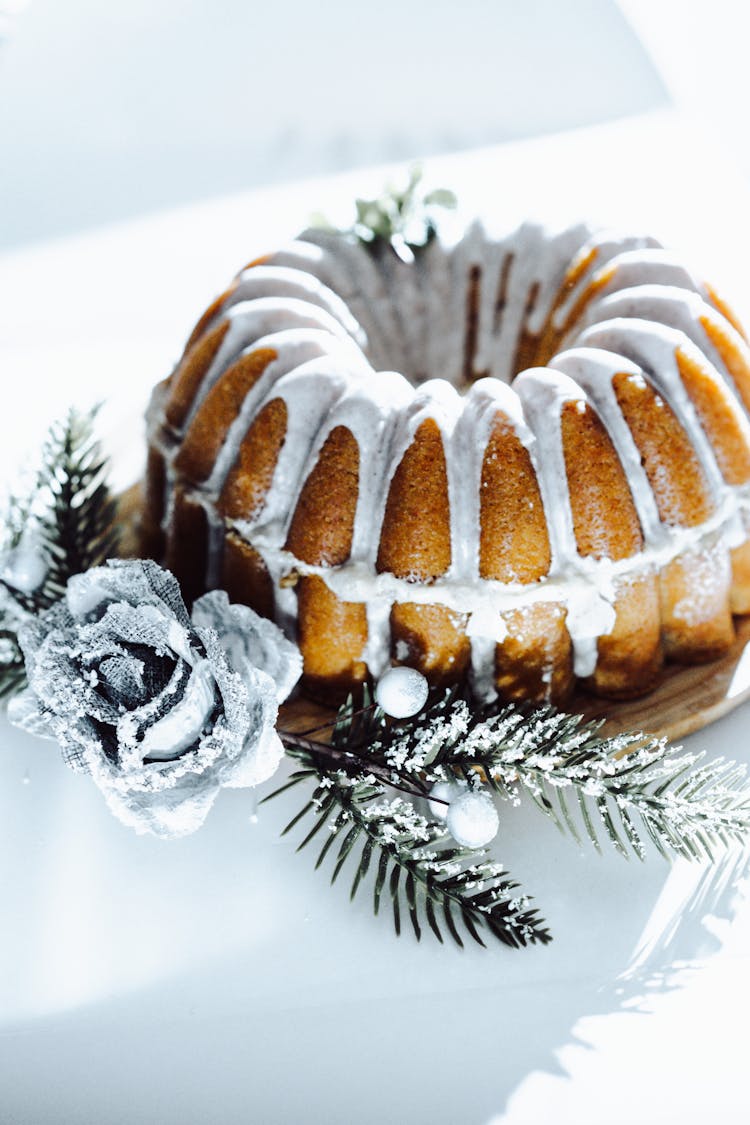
xmin=144 ymin=219 xmax=750 ymax=705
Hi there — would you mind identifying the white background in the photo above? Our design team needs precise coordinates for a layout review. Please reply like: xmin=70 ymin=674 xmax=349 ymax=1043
xmin=0 ymin=0 xmax=665 ymax=248
xmin=3 ymin=4 xmax=750 ymax=1123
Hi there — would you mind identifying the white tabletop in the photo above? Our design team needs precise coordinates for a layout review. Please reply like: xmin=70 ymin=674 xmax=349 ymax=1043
xmin=2 ymin=110 xmax=750 ymax=1124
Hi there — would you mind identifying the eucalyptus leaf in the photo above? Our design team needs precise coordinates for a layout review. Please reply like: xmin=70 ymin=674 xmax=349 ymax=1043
xmin=313 ymin=165 xmax=457 ymax=256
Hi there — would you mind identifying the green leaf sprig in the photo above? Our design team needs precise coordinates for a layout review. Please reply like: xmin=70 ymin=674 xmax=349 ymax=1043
xmin=312 ymin=165 xmax=457 ymax=262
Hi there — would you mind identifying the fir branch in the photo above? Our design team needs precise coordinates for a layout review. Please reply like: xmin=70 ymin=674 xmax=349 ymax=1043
xmin=431 ymin=703 xmax=750 ymax=862
xmin=3 ymin=488 xmax=37 ymax=553
xmin=0 ymin=406 xmax=118 ymax=699
xmin=272 ymin=688 xmax=750 ymax=952
xmin=304 ymin=692 xmax=750 ymax=865
xmin=270 ymin=684 xmax=750 ymax=949
xmin=35 ymin=406 xmax=119 ymax=604
xmin=266 ymin=748 xmax=551 ymax=950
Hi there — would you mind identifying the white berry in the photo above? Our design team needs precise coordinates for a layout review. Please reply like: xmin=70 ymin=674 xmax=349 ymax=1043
xmin=2 ymin=545 xmax=47 ymax=594
xmin=427 ymin=779 xmax=467 ymax=820
xmin=375 ymin=666 xmax=429 ymax=718
xmin=446 ymin=789 xmax=499 ymax=849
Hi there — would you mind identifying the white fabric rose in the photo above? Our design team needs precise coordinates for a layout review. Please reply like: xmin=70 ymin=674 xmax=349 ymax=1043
xmin=9 ymin=559 xmax=302 ymax=838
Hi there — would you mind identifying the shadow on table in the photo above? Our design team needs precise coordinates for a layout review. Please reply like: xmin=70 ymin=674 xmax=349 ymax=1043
xmin=0 ymin=839 xmax=746 ymax=1125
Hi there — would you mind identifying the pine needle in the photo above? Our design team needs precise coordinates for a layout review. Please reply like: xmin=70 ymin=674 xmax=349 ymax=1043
xmin=0 ymin=406 xmax=117 ymax=699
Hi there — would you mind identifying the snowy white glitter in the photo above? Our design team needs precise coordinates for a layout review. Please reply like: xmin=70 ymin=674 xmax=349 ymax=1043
xmin=375 ymin=666 xmax=429 ymax=718
xmin=427 ymin=778 xmax=468 ymax=820
xmin=446 ymin=789 xmax=500 ymax=849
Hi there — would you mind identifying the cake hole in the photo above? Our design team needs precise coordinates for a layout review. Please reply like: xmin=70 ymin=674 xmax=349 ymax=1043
xmin=340 ymin=245 xmax=554 ymax=391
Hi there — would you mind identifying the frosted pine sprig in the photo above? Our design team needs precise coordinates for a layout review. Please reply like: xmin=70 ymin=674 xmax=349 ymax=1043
xmin=423 ymin=701 xmax=750 ymax=862
xmin=36 ymin=406 xmax=119 ymax=603
xmin=265 ymin=753 xmax=551 ymax=950
xmin=0 ymin=406 xmax=118 ymax=701
xmin=272 ymin=688 xmax=750 ymax=951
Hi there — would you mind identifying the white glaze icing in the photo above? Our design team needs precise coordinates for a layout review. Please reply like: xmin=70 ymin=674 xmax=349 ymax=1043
xmin=212 ymin=265 xmax=367 ymax=348
xmin=573 ymin=285 xmax=750 ymax=411
xmin=587 ymin=247 xmax=705 ymax=304
xmin=551 ymin=231 xmax=662 ymax=330
xmin=177 ymin=297 xmax=357 ymax=434
xmin=149 ymin=220 xmax=750 ymax=700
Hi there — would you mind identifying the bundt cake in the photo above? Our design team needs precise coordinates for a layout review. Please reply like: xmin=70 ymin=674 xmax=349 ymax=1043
xmin=144 ymin=217 xmax=750 ymax=706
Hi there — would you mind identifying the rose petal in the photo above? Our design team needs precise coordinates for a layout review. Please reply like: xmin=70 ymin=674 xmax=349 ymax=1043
xmin=96 ymin=772 xmax=222 ymax=838
xmin=36 ymin=629 xmax=121 ymax=727
xmin=192 ymin=590 xmax=302 ymax=702
xmin=114 ymin=658 xmax=191 ymax=760
xmin=66 ymin=560 xmax=192 ymax=629
xmin=7 ymin=688 xmax=56 ymax=739
xmin=97 ymin=653 xmax=147 ymax=707
xmin=66 ymin=570 xmax=117 ymax=620
xmin=133 ymin=660 xmax=217 ymax=762
xmin=219 ymin=666 xmax=283 ymax=789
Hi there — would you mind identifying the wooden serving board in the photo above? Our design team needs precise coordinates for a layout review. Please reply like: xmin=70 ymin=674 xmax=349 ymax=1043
xmin=570 ymin=615 xmax=750 ymax=741
xmin=118 ymin=485 xmax=750 ymax=744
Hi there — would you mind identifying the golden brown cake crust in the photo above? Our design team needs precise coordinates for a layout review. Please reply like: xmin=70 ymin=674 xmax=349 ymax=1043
xmin=184 ymin=283 xmax=238 ymax=353
xmin=285 ymin=426 xmax=359 ymax=566
xmin=560 ymin=399 xmax=662 ymax=696
xmin=589 ymin=575 xmax=662 ymax=698
xmin=534 ymin=244 xmax=599 ymax=366
xmin=377 ymin=418 xmax=452 ymax=579
xmin=479 ymin=414 xmax=550 ymax=583
xmin=512 ymin=279 xmax=541 ymax=376
xmin=613 ymin=371 xmax=715 ymax=528
xmin=376 ymin=418 xmax=470 ymax=688
xmin=221 ymin=531 xmax=276 ymax=620
xmin=218 ymin=398 xmax=288 ymax=522
xmin=164 ymin=487 xmax=209 ymax=607
xmin=561 ymin=400 xmax=643 ymax=561
xmin=165 ymin=321 xmax=230 ymax=430
xmin=146 ymin=220 xmax=750 ymax=708
xmin=296 ymin=576 xmax=369 ymax=700
xmin=284 ymin=425 xmax=368 ymax=702
xmin=142 ymin=445 xmax=167 ymax=559
xmin=175 ymin=348 xmax=277 ymax=484
xmin=676 ymin=347 xmax=750 ymax=485
xmin=659 ymin=553 xmax=734 ymax=663
xmin=700 ymin=313 xmax=750 ymax=411
xmin=494 ymin=604 xmax=573 ymax=704
xmin=389 ymin=603 xmax=471 ymax=686
xmin=477 ymin=413 xmax=573 ymax=702
xmin=705 ymin=283 xmax=749 ymax=343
